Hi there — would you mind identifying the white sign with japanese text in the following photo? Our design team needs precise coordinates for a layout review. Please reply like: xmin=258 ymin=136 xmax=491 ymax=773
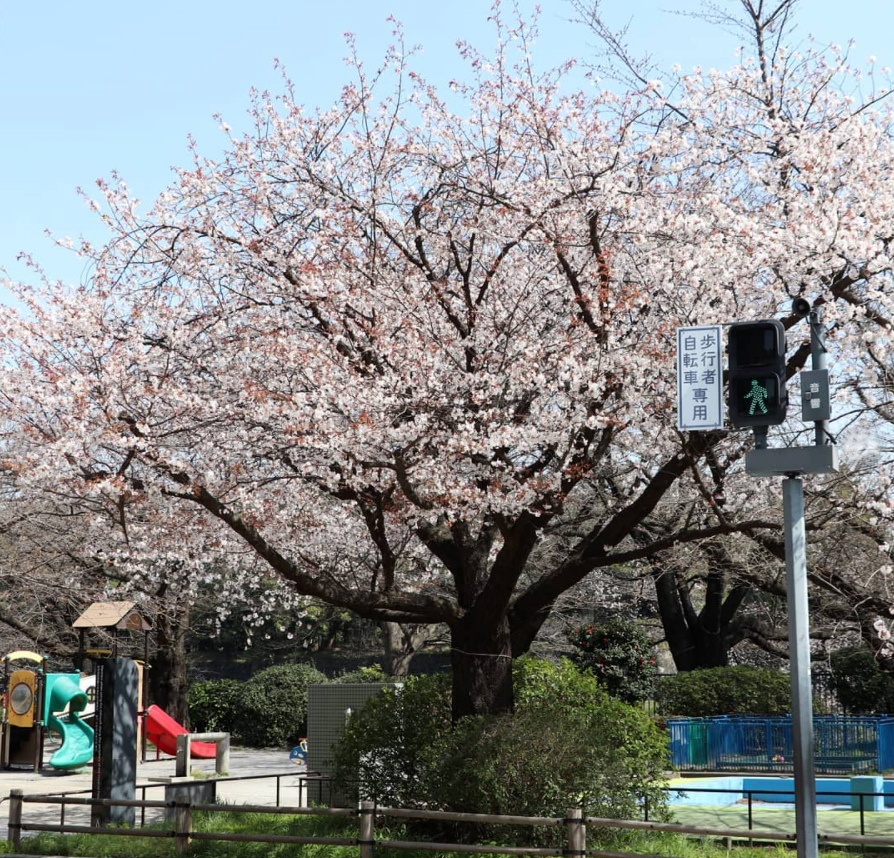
xmin=676 ymin=325 xmax=723 ymax=431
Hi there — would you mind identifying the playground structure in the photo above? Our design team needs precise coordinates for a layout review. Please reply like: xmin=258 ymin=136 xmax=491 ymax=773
xmin=0 ymin=652 xmax=98 ymax=771
xmin=0 ymin=601 xmax=219 ymax=775
xmin=0 ymin=600 xmax=151 ymax=773
xmin=144 ymin=704 xmax=217 ymax=759
xmin=2 ymin=651 xmax=45 ymax=771
xmin=44 ymin=672 xmax=93 ymax=769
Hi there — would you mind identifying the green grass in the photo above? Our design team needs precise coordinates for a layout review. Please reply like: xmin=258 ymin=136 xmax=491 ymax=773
xmin=0 ymin=808 xmax=888 ymax=858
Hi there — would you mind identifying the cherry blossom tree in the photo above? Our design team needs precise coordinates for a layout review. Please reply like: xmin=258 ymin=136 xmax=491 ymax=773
xmin=3 ymin=2 xmax=894 ymax=718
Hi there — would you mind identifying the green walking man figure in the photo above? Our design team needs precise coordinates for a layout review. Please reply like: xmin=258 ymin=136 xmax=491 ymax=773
xmin=744 ymin=378 xmax=769 ymax=415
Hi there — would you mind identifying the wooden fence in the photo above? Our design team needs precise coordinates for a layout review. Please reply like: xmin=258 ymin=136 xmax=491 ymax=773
xmin=10 ymin=790 xmax=894 ymax=856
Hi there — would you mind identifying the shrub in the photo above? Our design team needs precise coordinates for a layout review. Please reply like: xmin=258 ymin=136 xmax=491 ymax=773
xmin=333 ymin=672 xmax=452 ymax=807
xmin=830 ymin=646 xmax=894 ymax=714
xmin=424 ymin=659 xmax=668 ymax=841
xmin=657 ymin=666 xmax=791 ymax=716
xmin=237 ymin=662 xmax=327 ymax=747
xmin=188 ymin=678 xmax=243 ymax=734
xmin=568 ymin=620 xmax=657 ymax=704
xmin=334 ymin=657 xmax=668 ymax=844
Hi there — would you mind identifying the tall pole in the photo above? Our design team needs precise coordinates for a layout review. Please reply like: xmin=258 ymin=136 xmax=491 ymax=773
xmin=784 ymin=476 xmax=818 ymax=858
xmin=809 ymin=307 xmax=829 ymax=447
xmin=739 ymin=303 xmax=836 ymax=858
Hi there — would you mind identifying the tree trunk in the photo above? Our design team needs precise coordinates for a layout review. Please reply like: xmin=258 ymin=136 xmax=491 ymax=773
xmin=653 ymin=565 xmax=733 ymax=670
xmin=380 ymin=621 xmax=435 ymax=678
xmin=449 ymin=614 xmax=514 ymax=721
xmin=653 ymin=567 xmax=698 ymax=670
xmin=151 ymin=602 xmax=190 ymax=725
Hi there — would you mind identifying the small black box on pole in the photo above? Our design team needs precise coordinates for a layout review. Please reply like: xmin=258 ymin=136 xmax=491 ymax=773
xmin=728 ymin=320 xmax=788 ymax=427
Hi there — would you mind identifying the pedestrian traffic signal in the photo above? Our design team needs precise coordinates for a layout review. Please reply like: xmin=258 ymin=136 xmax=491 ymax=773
xmin=728 ymin=320 xmax=788 ymax=428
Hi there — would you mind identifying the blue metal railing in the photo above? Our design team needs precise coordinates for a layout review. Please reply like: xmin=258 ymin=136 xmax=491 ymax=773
xmin=667 ymin=716 xmax=894 ymax=773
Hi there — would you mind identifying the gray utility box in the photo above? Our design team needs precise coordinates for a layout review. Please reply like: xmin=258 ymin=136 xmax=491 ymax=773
xmin=306 ymin=683 xmax=397 ymax=807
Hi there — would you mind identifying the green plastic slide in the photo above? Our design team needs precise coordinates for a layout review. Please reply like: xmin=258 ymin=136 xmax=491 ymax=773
xmin=45 ymin=674 xmax=94 ymax=769
xmin=47 ymin=711 xmax=94 ymax=768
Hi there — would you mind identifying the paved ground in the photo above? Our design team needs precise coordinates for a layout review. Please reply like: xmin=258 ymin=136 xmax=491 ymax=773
xmin=0 ymin=746 xmax=316 ymax=841
xmin=671 ymin=803 xmax=894 ymax=839
xmin=667 ymin=774 xmax=894 ymax=840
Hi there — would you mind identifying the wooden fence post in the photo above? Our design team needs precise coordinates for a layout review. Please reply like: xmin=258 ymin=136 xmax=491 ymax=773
xmin=7 ymin=789 xmax=22 ymax=848
xmin=173 ymin=799 xmax=192 ymax=853
xmin=566 ymin=806 xmax=585 ymax=858
xmin=359 ymin=800 xmax=375 ymax=858
xmin=175 ymin=734 xmax=190 ymax=778
xmin=216 ymin=734 xmax=230 ymax=776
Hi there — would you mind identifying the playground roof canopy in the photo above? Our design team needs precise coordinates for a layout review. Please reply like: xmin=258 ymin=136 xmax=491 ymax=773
xmin=72 ymin=601 xmax=152 ymax=631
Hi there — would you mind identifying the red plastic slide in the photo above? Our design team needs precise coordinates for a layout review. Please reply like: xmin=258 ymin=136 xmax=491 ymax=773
xmin=144 ymin=704 xmax=218 ymax=759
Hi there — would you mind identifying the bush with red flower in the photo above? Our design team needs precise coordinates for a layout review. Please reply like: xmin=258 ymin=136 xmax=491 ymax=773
xmin=569 ymin=620 xmax=657 ymax=705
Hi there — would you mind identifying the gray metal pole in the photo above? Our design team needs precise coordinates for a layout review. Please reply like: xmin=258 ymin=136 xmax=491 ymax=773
xmin=784 ymin=477 xmax=818 ymax=858
xmin=809 ymin=308 xmax=829 ymax=447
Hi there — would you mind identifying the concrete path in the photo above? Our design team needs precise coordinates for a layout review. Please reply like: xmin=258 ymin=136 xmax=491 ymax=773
xmin=0 ymin=746 xmax=316 ymax=841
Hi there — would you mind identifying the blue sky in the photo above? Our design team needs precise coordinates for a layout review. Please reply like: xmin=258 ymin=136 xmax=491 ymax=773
xmin=2 ymin=1 xmax=891 ymax=302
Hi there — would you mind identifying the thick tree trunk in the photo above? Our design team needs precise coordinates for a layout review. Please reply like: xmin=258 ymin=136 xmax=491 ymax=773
xmin=653 ymin=566 xmax=733 ymax=671
xmin=449 ymin=614 xmax=514 ymax=721
xmin=150 ymin=602 xmax=190 ymax=725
